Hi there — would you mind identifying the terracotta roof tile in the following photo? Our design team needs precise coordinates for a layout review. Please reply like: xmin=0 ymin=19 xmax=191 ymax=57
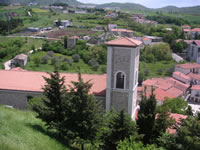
xmin=0 ymin=70 xmax=106 ymax=96
xmin=191 ymin=28 xmax=200 ymax=32
xmin=105 ymin=37 xmax=142 ymax=47
xmin=176 ymin=63 xmax=200 ymax=69
xmin=166 ymin=87 xmax=183 ymax=97
xmin=173 ymin=71 xmax=191 ymax=80
xmin=191 ymin=85 xmax=200 ymax=90
xmin=193 ymin=40 xmax=200 ymax=46
xmin=188 ymin=73 xmax=200 ymax=80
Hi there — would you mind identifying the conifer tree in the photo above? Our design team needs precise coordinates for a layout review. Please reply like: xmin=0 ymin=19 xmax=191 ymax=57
xmin=59 ymin=73 xmax=102 ymax=150
xmin=102 ymin=110 xmax=138 ymax=150
xmin=137 ymin=92 xmax=157 ymax=144
xmin=30 ymin=70 xmax=67 ymax=130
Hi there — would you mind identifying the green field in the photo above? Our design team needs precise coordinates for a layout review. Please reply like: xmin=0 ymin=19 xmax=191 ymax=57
xmin=25 ymin=51 xmax=106 ymax=74
xmin=0 ymin=105 xmax=69 ymax=150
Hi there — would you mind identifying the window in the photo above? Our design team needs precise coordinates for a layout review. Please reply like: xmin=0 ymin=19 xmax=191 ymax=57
xmin=116 ymin=72 xmax=125 ymax=89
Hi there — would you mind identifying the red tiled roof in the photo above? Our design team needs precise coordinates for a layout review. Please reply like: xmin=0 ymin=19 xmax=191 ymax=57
xmin=111 ymin=28 xmax=133 ymax=33
xmin=167 ymin=78 xmax=189 ymax=92
xmin=167 ymin=113 xmax=187 ymax=134
xmin=0 ymin=70 xmax=107 ymax=96
xmin=173 ymin=71 xmax=191 ymax=80
xmin=191 ymin=28 xmax=200 ymax=32
xmin=166 ymin=87 xmax=183 ymax=97
xmin=142 ymin=79 xmax=158 ymax=86
xmin=142 ymin=37 xmax=151 ymax=41
xmin=183 ymin=29 xmax=190 ymax=32
xmin=146 ymin=88 xmax=175 ymax=102
xmin=193 ymin=40 xmax=200 ymax=46
xmin=105 ymin=37 xmax=142 ymax=47
xmin=188 ymin=73 xmax=200 ymax=80
xmin=176 ymin=63 xmax=200 ymax=69
xmin=191 ymin=85 xmax=200 ymax=90
xmin=70 ymin=35 xmax=79 ymax=39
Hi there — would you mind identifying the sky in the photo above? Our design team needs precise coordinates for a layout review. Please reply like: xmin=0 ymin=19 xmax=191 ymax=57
xmin=78 ymin=0 xmax=200 ymax=8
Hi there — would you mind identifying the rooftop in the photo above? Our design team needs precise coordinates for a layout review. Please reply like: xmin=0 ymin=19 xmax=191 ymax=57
xmin=193 ymin=40 xmax=200 ymax=46
xmin=173 ymin=71 xmax=191 ymax=80
xmin=0 ymin=70 xmax=106 ymax=96
xmin=14 ymin=54 xmax=28 ymax=60
xmin=191 ymin=28 xmax=200 ymax=32
xmin=191 ymin=85 xmax=200 ymax=90
xmin=188 ymin=73 xmax=200 ymax=80
xmin=105 ymin=37 xmax=142 ymax=47
xmin=176 ymin=63 xmax=200 ymax=69
xmin=111 ymin=28 xmax=133 ymax=33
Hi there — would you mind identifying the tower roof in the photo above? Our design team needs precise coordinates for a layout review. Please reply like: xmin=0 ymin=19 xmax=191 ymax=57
xmin=105 ymin=37 xmax=142 ymax=47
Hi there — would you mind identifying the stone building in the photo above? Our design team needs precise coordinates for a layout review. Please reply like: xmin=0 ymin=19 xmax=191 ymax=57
xmin=0 ymin=37 xmax=142 ymax=119
xmin=10 ymin=54 xmax=28 ymax=68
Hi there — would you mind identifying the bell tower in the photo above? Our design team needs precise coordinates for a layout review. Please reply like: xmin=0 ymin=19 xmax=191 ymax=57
xmin=105 ymin=37 xmax=142 ymax=119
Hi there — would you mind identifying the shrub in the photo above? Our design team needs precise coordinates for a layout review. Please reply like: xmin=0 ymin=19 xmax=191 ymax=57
xmin=72 ymin=54 xmax=80 ymax=63
xmin=60 ymin=62 xmax=70 ymax=70
xmin=33 ymin=56 xmax=41 ymax=67
xmin=47 ymin=51 xmax=54 ymax=57
xmin=41 ymin=55 xmax=49 ymax=64
xmin=51 ymin=56 xmax=59 ymax=65
xmin=63 ymin=57 xmax=72 ymax=66
xmin=88 ymin=58 xmax=99 ymax=71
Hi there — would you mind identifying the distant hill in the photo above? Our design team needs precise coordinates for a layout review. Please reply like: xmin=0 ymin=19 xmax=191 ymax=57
xmin=156 ymin=5 xmax=200 ymax=14
xmin=0 ymin=0 xmax=83 ymax=6
xmin=97 ymin=2 xmax=150 ymax=11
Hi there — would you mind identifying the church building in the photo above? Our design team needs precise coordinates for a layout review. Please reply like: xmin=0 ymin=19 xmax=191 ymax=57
xmin=0 ymin=37 xmax=142 ymax=119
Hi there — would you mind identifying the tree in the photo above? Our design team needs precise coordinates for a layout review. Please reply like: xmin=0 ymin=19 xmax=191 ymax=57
xmin=175 ymin=116 xmax=200 ymax=150
xmin=137 ymin=92 xmax=157 ymax=144
xmin=157 ymin=98 xmax=188 ymax=114
xmin=59 ymin=73 xmax=102 ymax=150
xmin=102 ymin=110 xmax=138 ymax=150
xmin=185 ymin=105 xmax=193 ymax=116
xmin=30 ymin=70 xmax=67 ymax=130
xmin=33 ymin=56 xmax=41 ymax=67
xmin=117 ymin=136 xmax=164 ymax=150
xmin=64 ymin=36 xmax=68 ymax=49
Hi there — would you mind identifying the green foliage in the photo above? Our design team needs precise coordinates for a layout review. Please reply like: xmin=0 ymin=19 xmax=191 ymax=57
xmin=157 ymin=98 xmax=188 ymax=114
xmin=30 ymin=70 xmax=67 ymax=130
xmin=185 ymin=105 xmax=193 ymax=116
xmin=102 ymin=110 xmax=139 ymax=150
xmin=88 ymin=58 xmax=99 ymax=71
xmin=72 ymin=54 xmax=80 ymax=63
xmin=33 ymin=56 xmax=41 ymax=67
xmin=137 ymin=93 xmax=157 ymax=144
xmin=175 ymin=116 xmax=200 ymax=150
xmin=59 ymin=73 xmax=103 ymax=149
xmin=140 ymin=43 xmax=172 ymax=63
xmin=117 ymin=136 xmax=164 ymax=150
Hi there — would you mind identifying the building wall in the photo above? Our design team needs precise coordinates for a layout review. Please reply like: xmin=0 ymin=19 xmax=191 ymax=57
xmin=0 ymin=90 xmax=41 ymax=109
xmin=111 ymin=91 xmax=128 ymax=112
xmin=0 ymin=89 xmax=106 ymax=110
xmin=175 ymin=67 xmax=190 ymax=75
xmin=191 ymin=89 xmax=200 ymax=102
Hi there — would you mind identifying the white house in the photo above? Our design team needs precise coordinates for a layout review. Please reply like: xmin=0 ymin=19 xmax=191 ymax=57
xmin=54 ymin=20 xmax=72 ymax=28
xmin=187 ymin=40 xmax=200 ymax=63
xmin=175 ymin=63 xmax=200 ymax=75
xmin=172 ymin=71 xmax=191 ymax=84
xmin=191 ymin=85 xmax=200 ymax=102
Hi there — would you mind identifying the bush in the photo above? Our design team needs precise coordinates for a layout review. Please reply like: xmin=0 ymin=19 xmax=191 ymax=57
xmin=72 ymin=54 xmax=80 ymax=63
xmin=62 ymin=57 xmax=72 ymax=66
xmin=41 ymin=55 xmax=49 ymax=64
xmin=47 ymin=51 xmax=54 ymax=57
xmin=88 ymin=58 xmax=99 ymax=71
xmin=51 ymin=56 xmax=59 ymax=66
xmin=100 ymin=66 xmax=106 ymax=73
xmin=59 ymin=62 xmax=70 ymax=70
xmin=33 ymin=56 xmax=41 ymax=67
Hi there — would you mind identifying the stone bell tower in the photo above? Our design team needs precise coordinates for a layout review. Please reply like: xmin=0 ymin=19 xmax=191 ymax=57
xmin=105 ymin=37 xmax=142 ymax=119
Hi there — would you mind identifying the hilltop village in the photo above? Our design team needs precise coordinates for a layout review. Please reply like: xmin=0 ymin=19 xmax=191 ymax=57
xmin=0 ymin=1 xmax=200 ymax=150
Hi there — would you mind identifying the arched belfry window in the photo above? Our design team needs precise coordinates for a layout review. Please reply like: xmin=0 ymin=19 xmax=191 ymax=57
xmin=116 ymin=72 xmax=125 ymax=89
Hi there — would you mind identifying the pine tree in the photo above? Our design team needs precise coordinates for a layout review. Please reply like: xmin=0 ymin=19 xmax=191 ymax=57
xmin=137 ymin=91 xmax=157 ymax=144
xmin=30 ymin=70 xmax=67 ymax=130
xmin=102 ymin=110 xmax=138 ymax=150
xmin=59 ymin=73 xmax=103 ymax=150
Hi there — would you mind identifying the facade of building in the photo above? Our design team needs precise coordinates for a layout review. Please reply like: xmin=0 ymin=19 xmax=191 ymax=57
xmin=187 ymin=40 xmax=200 ymax=63
xmin=111 ymin=29 xmax=134 ymax=37
xmin=53 ymin=20 xmax=72 ymax=28
xmin=108 ymin=24 xmax=117 ymax=31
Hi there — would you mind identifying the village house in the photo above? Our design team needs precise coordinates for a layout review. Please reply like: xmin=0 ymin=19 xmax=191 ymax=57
xmin=104 ymin=11 xmax=118 ymax=18
xmin=175 ymin=63 xmax=200 ymax=74
xmin=67 ymin=35 xmax=79 ymax=49
xmin=0 ymin=37 xmax=142 ymax=119
xmin=144 ymin=36 xmax=162 ymax=43
xmin=172 ymin=71 xmax=191 ymax=84
xmin=186 ymin=41 xmax=200 ymax=63
xmin=111 ymin=29 xmax=134 ymax=37
xmin=190 ymin=85 xmax=200 ymax=102
xmin=53 ymin=20 xmax=72 ymax=28
xmin=191 ymin=28 xmax=200 ymax=38
xmin=108 ymin=24 xmax=117 ymax=31
xmin=10 ymin=54 xmax=28 ymax=68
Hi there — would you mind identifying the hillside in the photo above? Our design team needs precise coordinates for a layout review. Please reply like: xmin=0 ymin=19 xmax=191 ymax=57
xmin=156 ymin=5 xmax=200 ymax=14
xmin=0 ymin=0 xmax=83 ymax=6
xmin=0 ymin=105 xmax=68 ymax=150
xmin=97 ymin=2 xmax=150 ymax=11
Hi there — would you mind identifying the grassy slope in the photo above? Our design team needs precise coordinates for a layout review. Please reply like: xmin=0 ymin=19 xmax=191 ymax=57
xmin=0 ymin=105 xmax=68 ymax=150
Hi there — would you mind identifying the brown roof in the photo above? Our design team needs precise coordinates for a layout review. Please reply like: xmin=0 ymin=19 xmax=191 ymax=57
xmin=191 ymin=28 xmax=200 ymax=32
xmin=105 ymin=37 xmax=142 ymax=47
xmin=188 ymin=73 xmax=200 ymax=80
xmin=0 ymin=70 xmax=106 ymax=96
xmin=176 ymin=63 xmax=200 ymax=69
